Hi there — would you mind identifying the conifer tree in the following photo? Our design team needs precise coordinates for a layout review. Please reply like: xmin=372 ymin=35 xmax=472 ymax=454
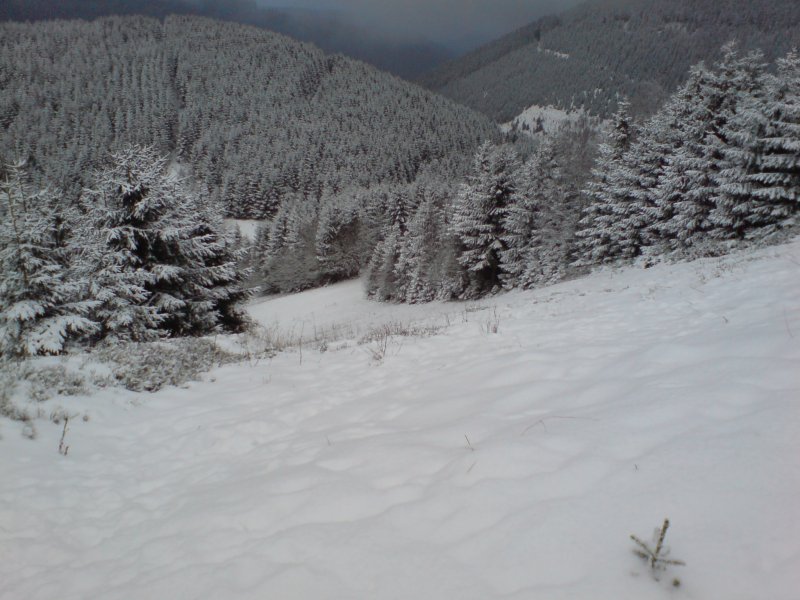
xmin=652 ymin=63 xmax=721 ymax=252
xmin=500 ymin=139 xmax=566 ymax=288
xmin=80 ymin=146 xmax=249 ymax=339
xmin=365 ymin=189 xmax=410 ymax=301
xmin=757 ymin=49 xmax=800 ymax=226
xmin=715 ymin=48 xmax=800 ymax=240
xmin=603 ymin=113 xmax=673 ymax=261
xmin=79 ymin=147 xmax=173 ymax=340
xmin=0 ymin=162 xmax=96 ymax=356
xmin=394 ymin=184 xmax=462 ymax=302
xmin=451 ymin=142 xmax=520 ymax=297
xmin=704 ymin=45 xmax=769 ymax=239
xmin=315 ymin=193 xmax=362 ymax=283
xmin=575 ymin=100 xmax=635 ymax=265
xmin=261 ymin=198 xmax=320 ymax=293
xmin=156 ymin=186 xmax=251 ymax=335
xmin=519 ymin=140 xmax=573 ymax=287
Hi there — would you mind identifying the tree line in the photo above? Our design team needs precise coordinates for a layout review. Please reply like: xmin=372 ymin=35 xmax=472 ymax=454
xmin=365 ymin=44 xmax=800 ymax=300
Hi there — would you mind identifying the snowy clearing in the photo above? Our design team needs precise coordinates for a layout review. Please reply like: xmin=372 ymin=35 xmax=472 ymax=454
xmin=246 ymin=279 xmax=490 ymax=347
xmin=2 ymin=240 xmax=800 ymax=600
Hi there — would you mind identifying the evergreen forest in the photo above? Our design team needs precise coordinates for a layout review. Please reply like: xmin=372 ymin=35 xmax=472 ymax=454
xmin=1 ymin=12 xmax=799 ymax=359
xmin=422 ymin=0 xmax=800 ymax=120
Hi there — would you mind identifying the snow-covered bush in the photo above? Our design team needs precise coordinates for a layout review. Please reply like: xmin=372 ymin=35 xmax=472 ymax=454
xmin=357 ymin=321 xmax=444 ymax=345
xmin=92 ymin=338 xmax=237 ymax=392
xmin=24 ymin=365 xmax=89 ymax=402
xmin=0 ymin=359 xmax=96 ymax=425
xmin=0 ymin=362 xmax=29 ymax=422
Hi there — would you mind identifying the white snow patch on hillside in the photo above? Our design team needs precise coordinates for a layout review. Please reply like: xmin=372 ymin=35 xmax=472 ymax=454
xmin=537 ymin=45 xmax=570 ymax=60
xmin=2 ymin=240 xmax=800 ymax=600
xmin=501 ymin=104 xmax=594 ymax=137
xmin=224 ymin=219 xmax=263 ymax=242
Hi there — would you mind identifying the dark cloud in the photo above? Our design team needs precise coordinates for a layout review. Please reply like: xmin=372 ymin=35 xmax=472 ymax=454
xmin=258 ymin=0 xmax=580 ymax=50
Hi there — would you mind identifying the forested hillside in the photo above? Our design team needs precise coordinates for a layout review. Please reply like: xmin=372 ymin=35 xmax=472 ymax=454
xmin=359 ymin=44 xmax=800 ymax=303
xmin=2 ymin=11 xmax=797 ymax=356
xmin=0 ymin=0 xmax=453 ymax=78
xmin=0 ymin=16 xmax=495 ymax=218
xmin=421 ymin=0 xmax=800 ymax=121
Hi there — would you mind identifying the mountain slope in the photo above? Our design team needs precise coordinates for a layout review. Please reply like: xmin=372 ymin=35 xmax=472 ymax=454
xmin=2 ymin=239 xmax=798 ymax=599
xmin=0 ymin=16 xmax=496 ymax=217
xmin=0 ymin=0 xmax=454 ymax=78
xmin=421 ymin=0 xmax=800 ymax=121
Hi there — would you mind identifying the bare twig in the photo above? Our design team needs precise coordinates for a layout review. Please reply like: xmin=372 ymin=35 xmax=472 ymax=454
xmin=299 ymin=322 xmax=305 ymax=366
xmin=58 ymin=417 xmax=70 ymax=456
xmin=521 ymin=415 xmax=597 ymax=436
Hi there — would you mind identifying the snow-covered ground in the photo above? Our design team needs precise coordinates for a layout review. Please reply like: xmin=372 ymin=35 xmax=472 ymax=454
xmin=2 ymin=240 xmax=799 ymax=600
xmin=247 ymin=279 xmax=489 ymax=346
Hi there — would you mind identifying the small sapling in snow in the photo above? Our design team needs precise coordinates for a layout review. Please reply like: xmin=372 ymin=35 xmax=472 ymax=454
xmin=631 ymin=518 xmax=685 ymax=583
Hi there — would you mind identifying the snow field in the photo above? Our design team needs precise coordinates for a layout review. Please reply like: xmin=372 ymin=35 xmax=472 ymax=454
xmin=1 ymin=240 xmax=799 ymax=599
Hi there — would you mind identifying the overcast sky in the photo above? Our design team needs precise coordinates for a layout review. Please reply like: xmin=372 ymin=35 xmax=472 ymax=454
xmin=257 ymin=0 xmax=581 ymax=49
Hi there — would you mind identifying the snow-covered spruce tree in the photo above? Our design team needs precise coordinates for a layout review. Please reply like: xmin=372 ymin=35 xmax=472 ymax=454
xmin=78 ymin=152 xmax=165 ymax=342
xmin=260 ymin=197 xmax=320 ymax=294
xmin=714 ymin=49 xmax=800 ymax=241
xmin=574 ymin=100 xmax=636 ymax=265
xmin=364 ymin=189 xmax=411 ymax=301
xmin=315 ymin=192 xmax=363 ymax=284
xmin=79 ymin=145 xmax=249 ymax=340
xmin=521 ymin=151 xmax=573 ymax=287
xmin=394 ymin=200 xmax=437 ymax=303
xmin=451 ymin=142 xmax=520 ymax=297
xmin=756 ymin=49 xmax=800 ymax=227
xmin=499 ymin=157 xmax=540 ymax=288
xmin=0 ymin=162 xmax=97 ymax=357
xmin=365 ymin=229 xmax=403 ymax=302
xmin=394 ymin=182 xmax=464 ymax=302
xmin=704 ymin=45 xmax=770 ymax=241
xmin=159 ymin=187 xmax=251 ymax=335
xmin=604 ymin=113 xmax=672 ymax=263
xmin=500 ymin=138 xmax=568 ymax=289
xmin=650 ymin=63 xmax=723 ymax=254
